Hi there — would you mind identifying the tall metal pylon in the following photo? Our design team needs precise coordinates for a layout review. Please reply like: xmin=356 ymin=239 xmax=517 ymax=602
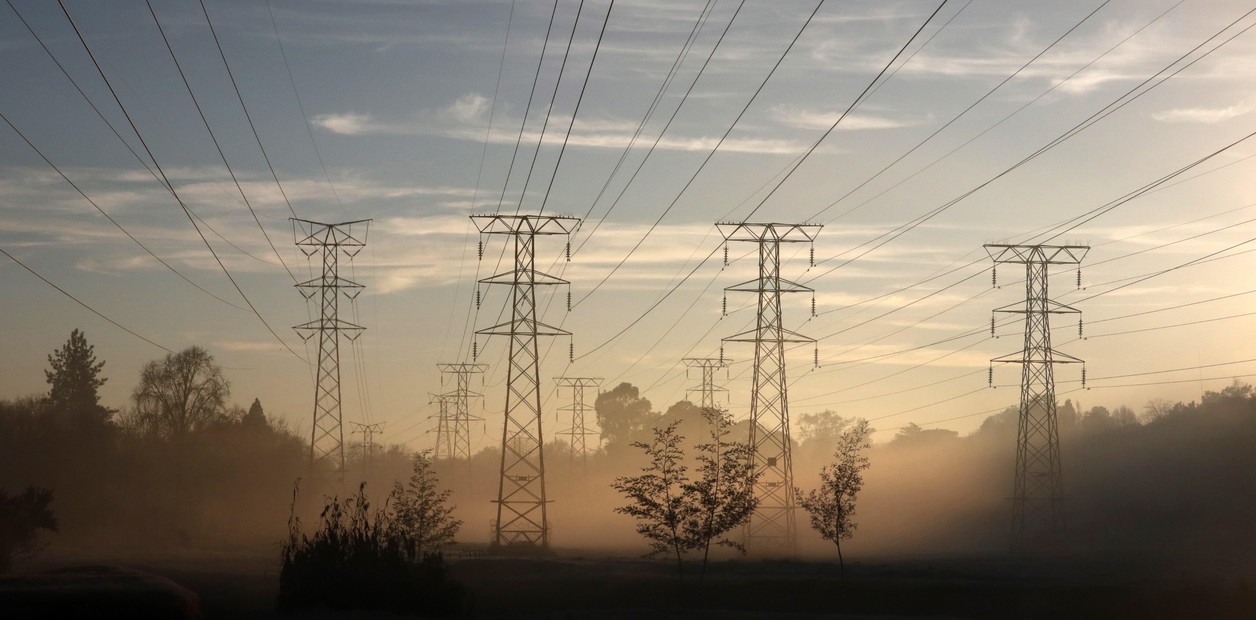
xmin=472 ymin=213 xmax=579 ymax=550
xmin=428 ymin=392 xmax=455 ymax=461
xmin=986 ymin=243 xmax=1088 ymax=553
xmin=293 ymin=219 xmax=370 ymax=487
xmin=682 ymin=357 xmax=730 ymax=409
xmin=350 ymin=421 xmax=383 ymax=477
xmin=554 ymin=377 xmax=602 ymax=471
xmin=719 ymin=222 xmax=821 ymax=554
xmin=438 ymin=363 xmax=488 ymax=461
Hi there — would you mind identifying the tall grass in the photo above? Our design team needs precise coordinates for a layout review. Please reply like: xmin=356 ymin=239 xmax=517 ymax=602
xmin=278 ymin=482 xmax=466 ymax=617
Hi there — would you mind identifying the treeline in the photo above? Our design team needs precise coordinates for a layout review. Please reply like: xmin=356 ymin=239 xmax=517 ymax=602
xmin=0 ymin=330 xmax=411 ymax=556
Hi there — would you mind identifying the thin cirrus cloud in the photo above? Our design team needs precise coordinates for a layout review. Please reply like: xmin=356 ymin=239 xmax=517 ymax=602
xmin=1152 ymin=100 xmax=1254 ymax=124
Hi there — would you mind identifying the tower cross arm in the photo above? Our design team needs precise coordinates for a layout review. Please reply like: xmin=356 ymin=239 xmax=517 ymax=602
xmin=472 ymin=214 xmax=580 ymax=235
xmin=722 ymin=325 xmax=815 ymax=344
xmin=984 ymin=243 xmax=1089 ymax=265
xmin=725 ymin=276 xmax=814 ymax=294
xmin=717 ymin=222 xmax=822 ymax=243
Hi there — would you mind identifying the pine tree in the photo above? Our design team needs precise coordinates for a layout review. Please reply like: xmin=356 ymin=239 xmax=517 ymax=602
xmin=44 ymin=329 xmax=109 ymax=428
xmin=243 ymin=398 xmax=267 ymax=428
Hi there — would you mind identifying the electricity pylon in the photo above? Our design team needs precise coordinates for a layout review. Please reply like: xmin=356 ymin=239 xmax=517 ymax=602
xmin=719 ymin=222 xmax=821 ymax=554
xmin=350 ymin=421 xmax=383 ymax=477
xmin=472 ymin=213 xmax=579 ymax=550
xmin=554 ymin=377 xmax=602 ymax=472
xmin=293 ymin=219 xmax=369 ymax=487
xmin=986 ymin=243 xmax=1088 ymax=554
xmin=438 ymin=363 xmax=488 ymax=461
xmin=428 ymin=392 xmax=455 ymax=461
xmin=683 ymin=357 xmax=730 ymax=409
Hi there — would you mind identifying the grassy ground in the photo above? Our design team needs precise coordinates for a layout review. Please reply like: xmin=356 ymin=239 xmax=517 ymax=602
xmin=8 ymin=547 xmax=1256 ymax=619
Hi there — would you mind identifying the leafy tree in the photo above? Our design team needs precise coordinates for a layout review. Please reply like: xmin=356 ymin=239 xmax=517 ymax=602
xmin=242 ymin=398 xmax=267 ymax=429
xmin=595 ymin=382 xmax=656 ymax=448
xmin=888 ymin=422 xmax=957 ymax=447
xmin=131 ymin=346 xmax=229 ymax=437
xmin=0 ymin=486 xmax=57 ymax=573
xmin=683 ymin=407 xmax=757 ymax=583
xmin=614 ymin=412 xmax=759 ymax=582
xmin=391 ymin=451 xmax=462 ymax=557
xmin=796 ymin=419 xmax=871 ymax=578
xmin=612 ymin=421 xmax=692 ymax=578
xmin=44 ymin=329 xmax=110 ymax=429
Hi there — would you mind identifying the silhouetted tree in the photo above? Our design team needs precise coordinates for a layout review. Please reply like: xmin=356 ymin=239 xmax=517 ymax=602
xmin=796 ymin=419 xmax=871 ymax=578
xmin=683 ymin=407 xmax=757 ymax=583
xmin=243 ymin=398 xmax=267 ymax=429
xmin=131 ymin=346 xmax=229 ymax=437
xmin=0 ymin=486 xmax=57 ymax=573
xmin=612 ymin=421 xmax=692 ymax=578
xmin=595 ymin=382 xmax=657 ymax=448
xmin=392 ymin=451 xmax=462 ymax=557
xmin=888 ymin=422 xmax=958 ymax=447
xmin=44 ymin=329 xmax=110 ymax=430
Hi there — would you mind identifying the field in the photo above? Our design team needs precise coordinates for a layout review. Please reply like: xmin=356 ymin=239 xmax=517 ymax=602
xmin=6 ymin=546 xmax=1255 ymax=619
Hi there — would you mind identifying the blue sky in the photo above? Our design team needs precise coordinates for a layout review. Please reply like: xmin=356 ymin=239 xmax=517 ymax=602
xmin=2 ymin=0 xmax=1256 ymax=448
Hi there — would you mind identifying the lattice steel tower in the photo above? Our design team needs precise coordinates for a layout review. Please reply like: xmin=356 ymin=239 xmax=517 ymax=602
xmin=473 ymin=214 xmax=578 ymax=549
xmin=351 ymin=421 xmax=383 ymax=477
xmin=683 ymin=357 xmax=730 ymax=409
xmin=438 ymin=363 xmax=488 ymax=461
xmin=293 ymin=219 xmax=369 ymax=486
xmin=555 ymin=377 xmax=602 ymax=471
xmin=428 ymin=392 xmax=455 ymax=461
xmin=986 ymin=243 xmax=1087 ymax=553
xmin=720 ymin=222 xmax=821 ymax=553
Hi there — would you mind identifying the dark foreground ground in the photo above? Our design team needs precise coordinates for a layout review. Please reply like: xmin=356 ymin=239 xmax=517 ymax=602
xmin=4 ymin=546 xmax=1255 ymax=619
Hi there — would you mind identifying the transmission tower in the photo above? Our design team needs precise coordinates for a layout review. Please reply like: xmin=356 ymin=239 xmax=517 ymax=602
xmin=472 ymin=213 xmax=579 ymax=550
xmin=351 ymin=421 xmax=383 ymax=477
xmin=986 ymin=243 xmax=1088 ymax=553
xmin=554 ymin=377 xmax=602 ymax=471
xmin=719 ymin=222 xmax=821 ymax=554
xmin=438 ymin=363 xmax=488 ymax=461
xmin=428 ymin=392 xmax=455 ymax=461
xmin=293 ymin=219 xmax=369 ymax=487
xmin=683 ymin=357 xmax=730 ymax=409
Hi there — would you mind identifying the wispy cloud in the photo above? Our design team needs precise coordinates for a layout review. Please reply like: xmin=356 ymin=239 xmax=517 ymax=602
xmin=1152 ymin=100 xmax=1254 ymax=124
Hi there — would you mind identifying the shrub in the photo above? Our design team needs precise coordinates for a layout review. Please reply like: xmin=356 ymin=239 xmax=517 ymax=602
xmin=278 ymin=480 xmax=466 ymax=617
xmin=0 ymin=486 xmax=57 ymax=573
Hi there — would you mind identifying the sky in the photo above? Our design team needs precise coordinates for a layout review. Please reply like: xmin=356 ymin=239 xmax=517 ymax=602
xmin=2 ymin=0 xmax=1256 ymax=450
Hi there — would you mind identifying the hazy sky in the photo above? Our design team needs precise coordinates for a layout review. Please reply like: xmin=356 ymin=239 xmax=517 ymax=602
xmin=2 ymin=0 xmax=1255 ymax=449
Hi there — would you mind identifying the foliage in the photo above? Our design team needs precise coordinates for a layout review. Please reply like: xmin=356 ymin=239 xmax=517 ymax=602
xmin=612 ymin=421 xmax=692 ymax=577
xmin=130 ymin=346 xmax=229 ymax=437
xmin=888 ymin=422 xmax=958 ymax=447
xmin=796 ymin=419 xmax=871 ymax=577
xmin=392 ymin=451 xmax=462 ymax=557
xmin=682 ymin=407 xmax=758 ymax=582
xmin=613 ymin=411 xmax=759 ymax=581
xmin=279 ymin=482 xmax=465 ymax=617
xmin=595 ymin=382 xmax=657 ymax=448
xmin=44 ymin=329 xmax=110 ymax=430
xmin=0 ymin=486 xmax=57 ymax=573
xmin=242 ymin=398 xmax=266 ymax=429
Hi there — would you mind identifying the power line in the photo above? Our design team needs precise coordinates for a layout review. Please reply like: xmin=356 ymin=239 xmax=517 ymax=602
xmin=0 ymin=246 xmax=173 ymax=353
xmin=197 ymin=0 xmax=300 ymax=219
xmin=56 ymin=0 xmax=305 ymax=362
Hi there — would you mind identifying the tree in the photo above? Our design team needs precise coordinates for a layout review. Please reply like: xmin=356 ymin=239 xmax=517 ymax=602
xmin=242 ymin=398 xmax=267 ymax=429
xmin=888 ymin=422 xmax=957 ymax=447
xmin=132 ymin=346 xmax=229 ymax=437
xmin=613 ymin=412 xmax=759 ymax=582
xmin=391 ymin=451 xmax=462 ymax=557
xmin=44 ymin=329 xmax=110 ymax=429
xmin=796 ymin=419 xmax=871 ymax=579
xmin=683 ymin=407 xmax=757 ymax=583
xmin=0 ymin=486 xmax=57 ymax=573
xmin=612 ymin=421 xmax=692 ymax=578
xmin=595 ymin=382 xmax=657 ymax=448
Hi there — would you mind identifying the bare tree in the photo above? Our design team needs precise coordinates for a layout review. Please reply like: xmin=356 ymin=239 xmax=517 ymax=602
xmin=391 ymin=450 xmax=462 ymax=558
xmin=683 ymin=407 xmax=757 ymax=583
xmin=132 ymin=346 xmax=229 ymax=436
xmin=796 ymin=418 xmax=871 ymax=579
xmin=612 ymin=421 xmax=692 ymax=578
